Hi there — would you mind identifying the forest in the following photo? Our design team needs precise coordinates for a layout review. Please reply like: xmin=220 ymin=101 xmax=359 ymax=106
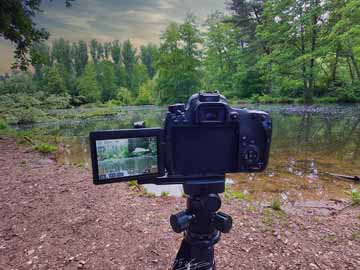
xmin=1 ymin=0 xmax=360 ymax=125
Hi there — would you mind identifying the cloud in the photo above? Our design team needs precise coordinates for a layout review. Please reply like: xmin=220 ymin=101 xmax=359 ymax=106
xmin=0 ymin=0 xmax=226 ymax=73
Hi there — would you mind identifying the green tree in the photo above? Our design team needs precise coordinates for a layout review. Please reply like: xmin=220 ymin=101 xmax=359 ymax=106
xmin=90 ymin=39 xmax=99 ymax=64
xmin=96 ymin=61 xmax=117 ymax=102
xmin=203 ymin=13 xmax=250 ymax=98
xmin=30 ymin=42 xmax=51 ymax=81
xmin=135 ymin=79 xmax=155 ymax=105
xmin=140 ymin=44 xmax=159 ymax=78
xmin=0 ymin=0 xmax=74 ymax=69
xmin=156 ymin=16 xmax=203 ymax=104
xmin=0 ymin=71 xmax=37 ymax=94
xmin=41 ymin=65 xmax=67 ymax=95
xmin=104 ymin=42 xmax=112 ymax=60
xmin=76 ymin=64 xmax=101 ymax=102
xmin=122 ymin=39 xmax=138 ymax=92
xmin=72 ymin=40 xmax=88 ymax=76
xmin=51 ymin=38 xmax=73 ymax=74
xmin=111 ymin=40 xmax=122 ymax=65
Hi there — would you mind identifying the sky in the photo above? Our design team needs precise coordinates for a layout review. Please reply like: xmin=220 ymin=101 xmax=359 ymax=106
xmin=0 ymin=0 xmax=228 ymax=73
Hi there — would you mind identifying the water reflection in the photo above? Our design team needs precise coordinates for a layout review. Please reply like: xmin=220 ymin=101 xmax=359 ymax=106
xmin=19 ymin=105 xmax=360 ymax=201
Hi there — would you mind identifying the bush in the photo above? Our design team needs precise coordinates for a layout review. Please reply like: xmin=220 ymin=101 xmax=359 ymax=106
xmin=249 ymin=94 xmax=295 ymax=104
xmin=6 ymin=107 xmax=45 ymax=125
xmin=44 ymin=94 xmax=71 ymax=109
xmin=335 ymin=87 xmax=360 ymax=103
xmin=270 ymin=197 xmax=282 ymax=211
xmin=33 ymin=143 xmax=58 ymax=153
xmin=135 ymin=80 xmax=155 ymax=105
xmin=314 ymin=96 xmax=339 ymax=104
xmin=116 ymin=87 xmax=134 ymax=105
xmin=347 ymin=189 xmax=360 ymax=205
xmin=0 ymin=119 xmax=8 ymax=130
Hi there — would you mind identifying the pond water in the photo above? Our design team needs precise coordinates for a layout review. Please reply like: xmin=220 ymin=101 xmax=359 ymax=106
xmin=18 ymin=104 xmax=360 ymax=202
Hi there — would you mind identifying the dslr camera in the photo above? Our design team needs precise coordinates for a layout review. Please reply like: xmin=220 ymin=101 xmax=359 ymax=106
xmin=90 ymin=91 xmax=272 ymax=185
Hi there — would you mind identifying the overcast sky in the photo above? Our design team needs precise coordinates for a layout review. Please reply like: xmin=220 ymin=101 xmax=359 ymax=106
xmin=0 ymin=0 xmax=228 ymax=73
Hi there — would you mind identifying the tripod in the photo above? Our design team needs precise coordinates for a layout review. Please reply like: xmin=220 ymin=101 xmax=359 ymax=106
xmin=170 ymin=179 xmax=233 ymax=270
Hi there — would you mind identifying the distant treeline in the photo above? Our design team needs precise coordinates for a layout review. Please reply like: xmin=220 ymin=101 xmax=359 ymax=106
xmin=1 ymin=0 xmax=360 ymax=105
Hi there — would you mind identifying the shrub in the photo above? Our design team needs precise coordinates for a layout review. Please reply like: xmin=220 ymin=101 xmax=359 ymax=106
xmin=135 ymin=80 xmax=155 ymax=105
xmin=270 ymin=197 xmax=282 ymax=211
xmin=0 ymin=119 xmax=8 ymax=130
xmin=347 ymin=189 xmax=360 ymax=205
xmin=33 ymin=143 xmax=58 ymax=153
xmin=7 ymin=107 xmax=45 ymax=125
xmin=225 ymin=190 xmax=249 ymax=201
xmin=116 ymin=87 xmax=133 ymax=105
xmin=44 ymin=94 xmax=71 ymax=109
xmin=335 ymin=87 xmax=360 ymax=103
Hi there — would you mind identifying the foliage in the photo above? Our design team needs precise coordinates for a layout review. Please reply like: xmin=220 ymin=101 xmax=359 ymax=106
xmin=33 ymin=143 xmax=58 ymax=153
xmin=0 ymin=91 xmax=71 ymax=124
xmin=140 ymin=44 xmax=159 ymax=78
xmin=122 ymin=40 xmax=139 ymax=93
xmin=0 ymin=71 xmax=37 ymax=94
xmin=41 ymin=65 xmax=67 ymax=95
xmin=156 ymin=15 xmax=203 ymax=104
xmin=76 ymin=64 xmax=101 ymax=103
xmin=116 ymin=87 xmax=133 ymax=105
xmin=0 ymin=0 xmax=74 ymax=69
xmin=347 ymin=189 xmax=360 ymax=205
xmin=7 ymin=107 xmax=45 ymax=125
xmin=96 ymin=61 xmax=117 ymax=102
xmin=224 ymin=189 xmax=249 ymax=201
xmin=135 ymin=80 xmax=155 ymax=105
xmin=0 ymin=118 xmax=8 ymax=130
xmin=2 ymin=2 xmax=360 ymax=106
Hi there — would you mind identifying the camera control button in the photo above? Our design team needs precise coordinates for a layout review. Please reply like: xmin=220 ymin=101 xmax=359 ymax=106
xmin=230 ymin=112 xmax=239 ymax=120
xmin=243 ymin=146 xmax=260 ymax=163
xmin=241 ymin=136 xmax=247 ymax=141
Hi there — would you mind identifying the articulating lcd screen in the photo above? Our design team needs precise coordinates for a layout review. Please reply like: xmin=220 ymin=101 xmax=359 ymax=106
xmin=96 ymin=137 xmax=158 ymax=180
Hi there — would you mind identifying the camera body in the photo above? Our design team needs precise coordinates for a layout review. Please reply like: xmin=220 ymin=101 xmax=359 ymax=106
xmin=89 ymin=91 xmax=272 ymax=185
xmin=164 ymin=92 xmax=272 ymax=176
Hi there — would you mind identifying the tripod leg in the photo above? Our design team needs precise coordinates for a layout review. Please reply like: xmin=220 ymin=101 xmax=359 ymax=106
xmin=172 ymin=239 xmax=215 ymax=270
xmin=172 ymin=240 xmax=190 ymax=270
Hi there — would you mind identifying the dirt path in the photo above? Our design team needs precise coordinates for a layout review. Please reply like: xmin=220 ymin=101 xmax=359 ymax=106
xmin=0 ymin=137 xmax=359 ymax=270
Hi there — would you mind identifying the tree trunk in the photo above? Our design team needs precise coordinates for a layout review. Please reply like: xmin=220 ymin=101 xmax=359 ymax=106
xmin=347 ymin=57 xmax=355 ymax=83
xmin=307 ymin=0 xmax=319 ymax=104
xmin=330 ymin=44 xmax=340 ymax=86
xmin=300 ymin=19 xmax=307 ymax=92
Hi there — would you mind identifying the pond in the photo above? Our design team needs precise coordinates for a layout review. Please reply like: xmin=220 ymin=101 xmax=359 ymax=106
xmin=17 ymin=104 xmax=360 ymax=202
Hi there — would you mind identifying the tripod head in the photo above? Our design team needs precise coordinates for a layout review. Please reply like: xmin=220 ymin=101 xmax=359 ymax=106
xmin=170 ymin=178 xmax=233 ymax=270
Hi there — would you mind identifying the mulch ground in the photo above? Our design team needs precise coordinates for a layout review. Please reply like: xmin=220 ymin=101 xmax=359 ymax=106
xmin=0 ymin=137 xmax=359 ymax=270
